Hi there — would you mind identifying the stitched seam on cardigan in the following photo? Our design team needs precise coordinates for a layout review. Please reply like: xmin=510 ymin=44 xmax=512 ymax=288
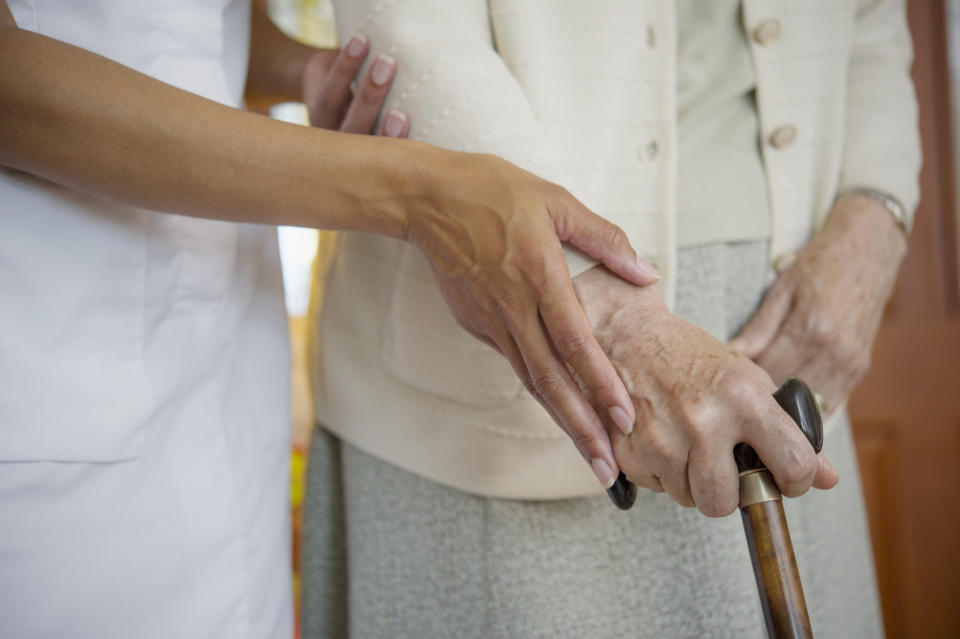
xmin=391 ymin=62 xmax=507 ymax=107
xmin=418 ymin=93 xmax=505 ymax=138
xmin=464 ymin=125 xmax=554 ymax=152
xmin=386 ymin=320 xmax=494 ymax=352
xmin=355 ymin=0 xmax=402 ymax=34
xmin=382 ymin=356 xmax=519 ymax=399
xmin=322 ymin=330 xmax=559 ymax=439
xmin=539 ymin=117 xmax=663 ymax=128
xmin=505 ymin=62 xmax=659 ymax=84
xmin=418 ymin=400 xmax=564 ymax=440
xmin=488 ymin=11 xmax=649 ymax=38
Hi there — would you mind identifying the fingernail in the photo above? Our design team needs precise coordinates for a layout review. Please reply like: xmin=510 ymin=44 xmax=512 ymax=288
xmin=382 ymin=110 xmax=407 ymax=138
xmin=346 ymin=34 xmax=368 ymax=58
xmin=609 ymin=405 xmax=634 ymax=436
xmin=591 ymin=458 xmax=617 ymax=489
xmin=370 ymin=55 xmax=395 ymax=86
xmin=635 ymin=256 xmax=660 ymax=282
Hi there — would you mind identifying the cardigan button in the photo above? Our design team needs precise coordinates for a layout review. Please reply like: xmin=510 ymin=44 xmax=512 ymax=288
xmin=772 ymin=251 xmax=797 ymax=273
xmin=753 ymin=19 xmax=782 ymax=45
xmin=769 ymin=124 xmax=797 ymax=149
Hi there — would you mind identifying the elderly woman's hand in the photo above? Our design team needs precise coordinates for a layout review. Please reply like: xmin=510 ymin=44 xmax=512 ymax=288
xmin=573 ymin=266 xmax=839 ymax=516
xmin=408 ymin=152 xmax=660 ymax=490
xmin=298 ymin=35 xmax=659 ymax=490
xmin=731 ymin=194 xmax=908 ymax=415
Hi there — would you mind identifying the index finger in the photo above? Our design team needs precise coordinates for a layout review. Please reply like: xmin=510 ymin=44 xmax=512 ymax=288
xmin=503 ymin=304 xmax=620 ymax=490
xmin=549 ymin=191 xmax=660 ymax=287
xmin=306 ymin=34 xmax=368 ymax=129
xmin=538 ymin=275 xmax=636 ymax=436
xmin=741 ymin=397 xmax=820 ymax=498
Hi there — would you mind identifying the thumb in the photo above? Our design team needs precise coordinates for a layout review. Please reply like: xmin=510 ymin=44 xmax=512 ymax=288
xmin=813 ymin=453 xmax=839 ymax=490
xmin=730 ymin=277 xmax=793 ymax=359
xmin=553 ymin=193 xmax=660 ymax=286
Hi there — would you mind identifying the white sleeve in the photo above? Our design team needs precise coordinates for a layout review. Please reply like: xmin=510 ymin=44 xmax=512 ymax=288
xmin=839 ymin=0 xmax=921 ymax=227
xmin=332 ymin=0 xmax=599 ymax=275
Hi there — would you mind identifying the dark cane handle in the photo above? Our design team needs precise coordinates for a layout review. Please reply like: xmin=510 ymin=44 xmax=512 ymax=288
xmin=733 ymin=378 xmax=823 ymax=475
xmin=606 ymin=378 xmax=823 ymax=509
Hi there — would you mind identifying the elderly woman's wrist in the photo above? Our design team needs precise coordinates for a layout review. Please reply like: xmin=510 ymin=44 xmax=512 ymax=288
xmin=573 ymin=265 xmax=667 ymax=334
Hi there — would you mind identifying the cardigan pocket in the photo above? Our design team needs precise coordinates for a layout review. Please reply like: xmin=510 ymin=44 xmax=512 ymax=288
xmin=380 ymin=246 xmax=524 ymax=409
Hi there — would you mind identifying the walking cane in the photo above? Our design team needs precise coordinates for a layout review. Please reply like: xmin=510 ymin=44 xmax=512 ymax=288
xmin=607 ymin=378 xmax=823 ymax=639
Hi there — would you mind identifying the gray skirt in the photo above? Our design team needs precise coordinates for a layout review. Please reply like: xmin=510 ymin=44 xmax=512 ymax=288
xmin=301 ymin=242 xmax=884 ymax=639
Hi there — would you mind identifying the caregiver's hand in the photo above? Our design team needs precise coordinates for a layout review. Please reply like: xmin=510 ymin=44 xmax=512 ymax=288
xmin=573 ymin=265 xmax=839 ymax=516
xmin=301 ymin=34 xmax=409 ymax=138
xmin=731 ymin=194 xmax=908 ymax=415
xmin=411 ymin=153 xmax=660 ymax=489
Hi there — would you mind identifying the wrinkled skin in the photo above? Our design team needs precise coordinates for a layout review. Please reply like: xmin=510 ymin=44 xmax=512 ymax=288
xmin=574 ymin=266 xmax=839 ymax=517
xmin=732 ymin=194 xmax=908 ymax=415
xmin=299 ymin=37 xmax=660 ymax=488
xmin=412 ymin=154 xmax=660 ymax=487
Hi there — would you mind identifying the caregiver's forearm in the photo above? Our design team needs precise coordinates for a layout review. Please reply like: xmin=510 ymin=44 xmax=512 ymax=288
xmin=0 ymin=14 xmax=432 ymax=239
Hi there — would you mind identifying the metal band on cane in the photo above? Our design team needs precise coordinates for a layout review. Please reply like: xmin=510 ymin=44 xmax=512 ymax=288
xmin=738 ymin=469 xmax=782 ymax=508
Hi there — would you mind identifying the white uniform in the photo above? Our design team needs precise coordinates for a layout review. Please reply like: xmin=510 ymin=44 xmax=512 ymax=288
xmin=0 ymin=1 xmax=293 ymax=637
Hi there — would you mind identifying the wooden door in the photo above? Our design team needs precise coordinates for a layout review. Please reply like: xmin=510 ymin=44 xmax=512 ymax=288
xmin=848 ymin=1 xmax=960 ymax=637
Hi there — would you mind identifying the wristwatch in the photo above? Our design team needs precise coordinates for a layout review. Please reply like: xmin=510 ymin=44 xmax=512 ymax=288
xmin=838 ymin=188 xmax=911 ymax=236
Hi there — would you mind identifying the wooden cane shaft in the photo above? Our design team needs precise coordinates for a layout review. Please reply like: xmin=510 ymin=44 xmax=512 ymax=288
xmin=741 ymin=499 xmax=813 ymax=638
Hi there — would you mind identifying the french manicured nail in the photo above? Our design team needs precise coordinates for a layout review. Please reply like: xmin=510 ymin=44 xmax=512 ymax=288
xmin=346 ymin=34 xmax=368 ymax=58
xmin=382 ymin=110 xmax=407 ymax=138
xmin=635 ymin=256 xmax=660 ymax=282
xmin=370 ymin=55 xmax=396 ymax=86
xmin=609 ymin=405 xmax=633 ymax=436
xmin=591 ymin=458 xmax=617 ymax=489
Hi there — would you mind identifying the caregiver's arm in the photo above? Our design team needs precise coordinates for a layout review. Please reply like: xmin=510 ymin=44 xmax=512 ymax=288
xmin=0 ymin=3 xmax=650 ymax=487
xmin=731 ymin=0 xmax=920 ymax=414
xmin=331 ymin=0 xmax=659 ymax=484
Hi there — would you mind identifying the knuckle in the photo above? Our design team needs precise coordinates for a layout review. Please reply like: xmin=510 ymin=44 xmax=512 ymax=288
xmin=678 ymin=399 xmax=712 ymax=442
xmin=357 ymin=83 xmax=387 ymax=108
xmin=779 ymin=443 xmax=817 ymax=494
xmin=333 ymin=58 xmax=358 ymax=81
xmin=807 ymin=313 xmax=837 ymax=346
xmin=553 ymin=328 xmax=591 ymax=362
xmin=713 ymin=482 xmax=740 ymax=517
xmin=639 ymin=424 xmax=672 ymax=461
xmin=718 ymin=371 xmax=758 ymax=401
xmin=522 ymin=377 xmax=540 ymax=399
xmin=569 ymin=430 xmax=598 ymax=457
xmin=605 ymin=223 xmax=628 ymax=250
xmin=492 ymin=288 xmax=523 ymax=319
xmin=699 ymin=494 xmax=737 ymax=518
xmin=531 ymin=370 xmax=567 ymax=401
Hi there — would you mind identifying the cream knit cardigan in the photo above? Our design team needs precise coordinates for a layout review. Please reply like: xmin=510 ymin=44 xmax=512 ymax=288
xmin=311 ymin=0 xmax=920 ymax=499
